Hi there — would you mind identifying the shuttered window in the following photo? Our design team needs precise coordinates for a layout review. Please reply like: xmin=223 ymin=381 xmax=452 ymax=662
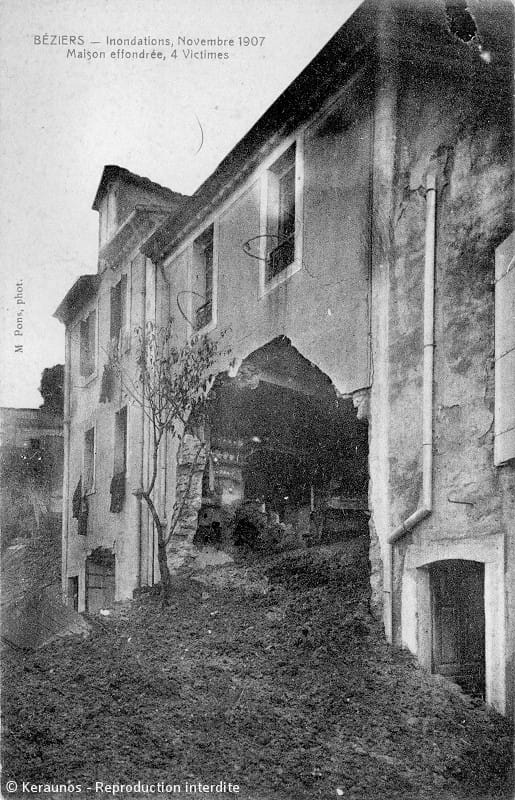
xmin=110 ymin=274 xmax=127 ymax=344
xmin=80 ymin=310 xmax=96 ymax=378
xmin=84 ymin=427 xmax=95 ymax=493
xmin=192 ymin=225 xmax=214 ymax=331
xmin=114 ymin=406 xmax=128 ymax=476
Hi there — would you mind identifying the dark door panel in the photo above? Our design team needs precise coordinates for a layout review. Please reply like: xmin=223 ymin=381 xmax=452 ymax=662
xmin=85 ymin=551 xmax=115 ymax=613
xmin=431 ymin=560 xmax=485 ymax=698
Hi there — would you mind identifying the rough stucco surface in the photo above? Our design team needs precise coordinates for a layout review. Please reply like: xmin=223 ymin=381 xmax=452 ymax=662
xmin=381 ymin=59 xmax=513 ymax=709
xmin=393 ymin=73 xmax=512 ymax=542
xmin=167 ymin=85 xmax=371 ymax=399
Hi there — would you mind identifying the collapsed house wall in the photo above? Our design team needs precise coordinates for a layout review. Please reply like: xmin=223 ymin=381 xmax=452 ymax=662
xmin=155 ymin=339 xmax=370 ymax=600
xmin=152 ymin=73 xmax=375 ymax=581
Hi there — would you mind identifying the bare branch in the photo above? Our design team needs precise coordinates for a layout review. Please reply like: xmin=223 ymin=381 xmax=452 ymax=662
xmin=109 ymin=317 xmax=225 ymax=605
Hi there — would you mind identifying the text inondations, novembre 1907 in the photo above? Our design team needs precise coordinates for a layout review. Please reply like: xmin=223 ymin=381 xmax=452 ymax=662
xmin=32 ymin=34 xmax=267 ymax=63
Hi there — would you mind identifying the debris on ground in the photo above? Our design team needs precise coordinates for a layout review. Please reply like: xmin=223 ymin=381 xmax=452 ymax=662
xmin=2 ymin=547 xmax=512 ymax=800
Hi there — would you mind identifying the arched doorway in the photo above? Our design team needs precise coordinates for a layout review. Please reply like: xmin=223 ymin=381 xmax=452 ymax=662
xmin=403 ymin=535 xmax=505 ymax=713
xmin=429 ymin=559 xmax=485 ymax=698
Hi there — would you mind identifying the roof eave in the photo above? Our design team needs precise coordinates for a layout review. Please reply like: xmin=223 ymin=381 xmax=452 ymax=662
xmin=53 ymin=274 xmax=101 ymax=325
xmin=92 ymin=165 xmax=187 ymax=211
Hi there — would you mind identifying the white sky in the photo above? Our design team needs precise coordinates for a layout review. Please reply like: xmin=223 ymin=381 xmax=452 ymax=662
xmin=0 ymin=0 xmax=363 ymax=408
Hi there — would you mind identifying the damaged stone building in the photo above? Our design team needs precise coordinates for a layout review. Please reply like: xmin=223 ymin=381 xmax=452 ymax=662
xmin=55 ymin=1 xmax=514 ymax=717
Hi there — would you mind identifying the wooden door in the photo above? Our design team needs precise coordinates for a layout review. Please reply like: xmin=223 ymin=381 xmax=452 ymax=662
xmin=67 ymin=576 xmax=79 ymax=611
xmin=85 ymin=552 xmax=115 ymax=613
xmin=431 ymin=560 xmax=485 ymax=698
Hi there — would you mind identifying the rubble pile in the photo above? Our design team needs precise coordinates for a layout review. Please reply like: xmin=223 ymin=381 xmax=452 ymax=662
xmin=2 ymin=546 xmax=512 ymax=800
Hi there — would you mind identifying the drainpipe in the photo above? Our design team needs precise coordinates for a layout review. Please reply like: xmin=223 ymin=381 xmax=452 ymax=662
xmin=62 ymin=326 xmax=72 ymax=601
xmin=154 ymin=260 xmax=165 ymax=571
xmin=384 ymin=171 xmax=436 ymax=642
xmin=158 ymin=262 xmax=171 ymax=528
xmin=159 ymin=261 xmax=170 ymax=532
xmin=137 ymin=255 xmax=147 ymax=587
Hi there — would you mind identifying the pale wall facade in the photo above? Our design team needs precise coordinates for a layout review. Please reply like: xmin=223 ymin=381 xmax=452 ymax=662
xmin=57 ymin=2 xmax=514 ymax=716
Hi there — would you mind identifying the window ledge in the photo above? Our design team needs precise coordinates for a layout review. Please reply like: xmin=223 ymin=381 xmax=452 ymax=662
xmin=79 ymin=370 xmax=98 ymax=388
xmin=260 ymin=259 xmax=301 ymax=299
xmin=192 ymin=318 xmax=217 ymax=338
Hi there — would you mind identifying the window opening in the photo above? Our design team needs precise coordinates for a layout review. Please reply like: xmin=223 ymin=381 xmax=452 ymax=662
xmin=67 ymin=576 xmax=79 ymax=611
xmin=80 ymin=310 xmax=96 ymax=378
xmin=192 ymin=225 xmax=214 ymax=331
xmin=266 ymin=145 xmax=296 ymax=282
xmin=113 ymin=406 xmax=127 ymax=476
xmin=110 ymin=274 xmax=127 ymax=345
xmin=84 ymin=427 xmax=95 ymax=493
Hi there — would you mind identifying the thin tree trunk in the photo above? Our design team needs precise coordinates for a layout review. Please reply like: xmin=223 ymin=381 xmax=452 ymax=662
xmin=156 ymin=528 xmax=172 ymax=607
xmin=141 ymin=491 xmax=172 ymax=607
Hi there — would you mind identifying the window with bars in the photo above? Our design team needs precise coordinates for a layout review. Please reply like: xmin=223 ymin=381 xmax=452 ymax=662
xmin=266 ymin=145 xmax=296 ymax=282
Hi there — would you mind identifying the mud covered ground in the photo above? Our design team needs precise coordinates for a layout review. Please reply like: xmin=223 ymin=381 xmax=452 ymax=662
xmin=2 ymin=548 xmax=513 ymax=800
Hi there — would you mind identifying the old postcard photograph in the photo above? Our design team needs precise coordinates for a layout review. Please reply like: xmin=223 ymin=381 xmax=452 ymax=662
xmin=0 ymin=1 xmax=513 ymax=798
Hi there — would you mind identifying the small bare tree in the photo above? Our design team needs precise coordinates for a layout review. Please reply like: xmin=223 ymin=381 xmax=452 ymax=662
xmin=108 ymin=319 xmax=223 ymax=606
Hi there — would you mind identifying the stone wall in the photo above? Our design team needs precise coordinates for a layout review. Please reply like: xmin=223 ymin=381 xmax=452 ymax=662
xmin=167 ymin=433 xmax=207 ymax=571
xmin=379 ymin=52 xmax=513 ymax=711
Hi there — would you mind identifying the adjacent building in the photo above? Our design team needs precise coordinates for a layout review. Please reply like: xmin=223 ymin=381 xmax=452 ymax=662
xmin=55 ymin=1 xmax=514 ymax=717
xmin=0 ymin=407 xmax=63 ymax=542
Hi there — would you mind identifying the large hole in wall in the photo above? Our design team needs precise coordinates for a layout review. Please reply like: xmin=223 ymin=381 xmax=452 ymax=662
xmin=194 ymin=337 xmax=369 ymax=558
xmin=445 ymin=1 xmax=478 ymax=43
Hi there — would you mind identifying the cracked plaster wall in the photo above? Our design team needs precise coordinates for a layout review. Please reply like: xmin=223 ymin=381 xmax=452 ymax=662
xmin=377 ymin=57 xmax=513 ymax=709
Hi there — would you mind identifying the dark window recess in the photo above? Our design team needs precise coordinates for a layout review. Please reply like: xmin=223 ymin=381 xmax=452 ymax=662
xmin=195 ymin=299 xmax=213 ymax=331
xmin=68 ymin=576 xmax=79 ymax=611
xmin=109 ymin=472 xmax=125 ymax=513
xmin=193 ymin=227 xmax=214 ymax=331
xmin=266 ymin=147 xmax=296 ymax=282
xmin=266 ymin=234 xmax=295 ymax=282
xmin=84 ymin=428 xmax=95 ymax=493
xmin=113 ymin=406 xmax=127 ymax=475
xmin=72 ymin=476 xmax=88 ymax=536
xmin=80 ymin=310 xmax=96 ymax=378
xmin=110 ymin=406 xmax=127 ymax=513
xmin=278 ymin=166 xmax=296 ymax=241
xmin=110 ymin=275 xmax=127 ymax=343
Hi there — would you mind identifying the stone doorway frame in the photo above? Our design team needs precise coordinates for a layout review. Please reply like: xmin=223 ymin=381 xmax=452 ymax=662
xmin=401 ymin=533 xmax=505 ymax=713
